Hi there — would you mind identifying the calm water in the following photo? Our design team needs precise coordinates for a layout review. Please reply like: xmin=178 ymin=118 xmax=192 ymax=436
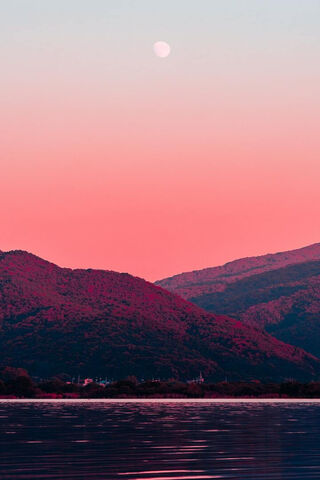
xmin=1 ymin=400 xmax=320 ymax=480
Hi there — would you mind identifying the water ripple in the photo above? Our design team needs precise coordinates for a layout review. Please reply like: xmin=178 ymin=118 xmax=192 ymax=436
xmin=1 ymin=401 xmax=320 ymax=479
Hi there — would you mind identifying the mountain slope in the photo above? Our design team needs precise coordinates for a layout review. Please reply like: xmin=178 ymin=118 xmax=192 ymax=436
xmin=156 ymin=245 xmax=320 ymax=359
xmin=0 ymin=250 xmax=318 ymax=381
xmin=156 ymin=243 xmax=320 ymax=299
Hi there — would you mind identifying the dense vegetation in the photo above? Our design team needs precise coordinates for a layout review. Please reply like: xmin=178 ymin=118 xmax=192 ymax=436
xmin=157 ymin=244 xmax=320 ymax=358
xmin=1 ymin=250 xmax=318 ymax=382
xmin=189 ymin=261 xmax=320 ymax=358
xmin=2 ymin=368 xmax=320 ymax=399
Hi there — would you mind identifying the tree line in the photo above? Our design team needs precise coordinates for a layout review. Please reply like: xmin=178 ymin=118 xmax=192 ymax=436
xmin=2 ymin=367 xmax=320 ymax=398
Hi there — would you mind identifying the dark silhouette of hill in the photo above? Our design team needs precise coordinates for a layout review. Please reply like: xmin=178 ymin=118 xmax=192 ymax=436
xmin=156 ymin=244 xmax=320 ymax=359
xmin=0 ymin=249 xmax=318 ymax=381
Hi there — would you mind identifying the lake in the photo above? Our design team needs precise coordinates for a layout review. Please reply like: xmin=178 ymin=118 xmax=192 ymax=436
xmin=1 ymin=399 xmax=320 ymax=479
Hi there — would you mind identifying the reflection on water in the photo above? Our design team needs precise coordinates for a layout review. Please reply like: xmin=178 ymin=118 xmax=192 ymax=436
xmin=1 ymin=401 xmax=320 ymax=479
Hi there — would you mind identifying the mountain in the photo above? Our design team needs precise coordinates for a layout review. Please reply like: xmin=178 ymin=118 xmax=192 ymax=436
xmin=156 ymin=243 xmax=320 ymax=299
xmin=156 ymin=244 xmax=320 ymax=358
xmin=0 ymin=249 xmax=318 ymax=381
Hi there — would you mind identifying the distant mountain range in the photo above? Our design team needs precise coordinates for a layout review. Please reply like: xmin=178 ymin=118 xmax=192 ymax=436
xmin=0 ymin=249 xmax=318 ymax=381
xmin=156 ymin=243 xmax=320 ymax=359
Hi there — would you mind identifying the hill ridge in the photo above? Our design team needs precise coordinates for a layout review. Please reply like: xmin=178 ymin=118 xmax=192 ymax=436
xmin=0 ymin=249 xmax=319 ymax=381
xmin=155 ymin=244 xmax=320 ymax=361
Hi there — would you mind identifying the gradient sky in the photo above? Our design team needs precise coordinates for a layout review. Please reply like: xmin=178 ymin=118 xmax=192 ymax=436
xmin=1 ymin=0 xmax=320 ymax=281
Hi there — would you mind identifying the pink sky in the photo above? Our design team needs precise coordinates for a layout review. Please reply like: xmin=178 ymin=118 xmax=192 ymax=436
xmin=1 ymin=1 xmax=320 ymax=280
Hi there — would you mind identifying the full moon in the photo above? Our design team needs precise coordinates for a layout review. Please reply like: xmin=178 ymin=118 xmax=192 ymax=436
xmin=153 ymin=41 xmax=171 ymax=58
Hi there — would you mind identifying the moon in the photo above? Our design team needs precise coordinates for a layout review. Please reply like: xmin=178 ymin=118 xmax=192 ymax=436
xmin=153 ymin=41 xmax=171 ymax=58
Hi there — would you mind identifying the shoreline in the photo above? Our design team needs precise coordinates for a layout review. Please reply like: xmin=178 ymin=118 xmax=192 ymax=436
xmin=2 ymin=397 xmax=320 ymax=403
